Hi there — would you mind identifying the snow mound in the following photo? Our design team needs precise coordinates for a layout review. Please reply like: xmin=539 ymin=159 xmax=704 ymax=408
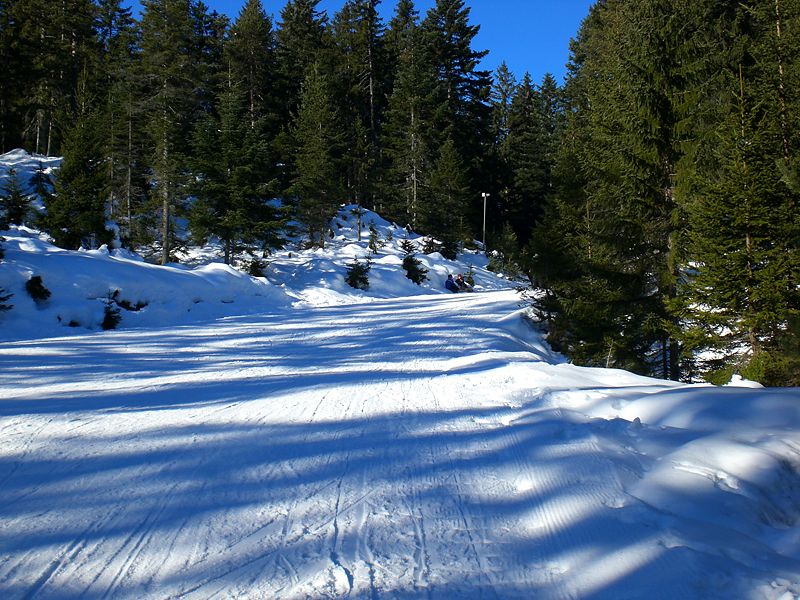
xmin=270 ymin=204 xmax=514 ymax=307
xmin=0 ymin=228 xmax=289 ymax=340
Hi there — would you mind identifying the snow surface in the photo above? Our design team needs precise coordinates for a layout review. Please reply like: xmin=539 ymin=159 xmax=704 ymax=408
xmin=1 ymin=150 xmax=800 ymax=599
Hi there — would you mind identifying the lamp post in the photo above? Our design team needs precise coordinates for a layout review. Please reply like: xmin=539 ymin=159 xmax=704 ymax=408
xmin=481 ymin=192 xmax=490 ymax=253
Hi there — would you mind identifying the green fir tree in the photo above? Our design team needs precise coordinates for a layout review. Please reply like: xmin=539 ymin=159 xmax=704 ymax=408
xmin=289 ymin=64 xmax=344 ymax=248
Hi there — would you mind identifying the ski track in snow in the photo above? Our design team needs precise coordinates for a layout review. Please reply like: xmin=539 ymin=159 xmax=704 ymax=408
xmin=1 ymin=290 xmax=799 ymax=599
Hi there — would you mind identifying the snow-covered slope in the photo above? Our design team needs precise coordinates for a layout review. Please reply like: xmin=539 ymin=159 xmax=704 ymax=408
xmin=1 ymin=149 xmax=510 ymax=339
xmin=1 ymin=290 xmax=798 ymax=599
xmin=1 ymin=150 xmax=799 ymax=599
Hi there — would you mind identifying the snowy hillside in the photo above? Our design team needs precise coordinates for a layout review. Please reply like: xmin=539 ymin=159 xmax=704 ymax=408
xmin=1 ymin=148 xmax=510 ymax=340
xmin=1 ymin=150 xmax=799 ymax=599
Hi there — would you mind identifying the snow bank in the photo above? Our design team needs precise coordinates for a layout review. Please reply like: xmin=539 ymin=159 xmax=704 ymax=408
xmin=0 ymin=228 xmax=289 ymax=340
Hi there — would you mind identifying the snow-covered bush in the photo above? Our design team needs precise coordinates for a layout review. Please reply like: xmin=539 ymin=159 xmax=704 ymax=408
xmin=368 ymin=223 xmax=385 ymax=255
xmin=345 ymin=258 xmax=371 ymax=290
xmin=101 ymin=293 xmax=122 ymax=330
xmin=400 ymin=239 xmax=428 ymax=285
xmin=25 ymin=275 xmax=51 ymax=304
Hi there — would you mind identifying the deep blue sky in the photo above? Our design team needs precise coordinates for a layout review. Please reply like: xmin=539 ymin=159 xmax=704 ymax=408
xmin=128 ymin=1 xmax=596 ymax=84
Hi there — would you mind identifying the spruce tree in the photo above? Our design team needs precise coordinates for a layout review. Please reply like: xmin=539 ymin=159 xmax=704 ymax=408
xmin=0 ymin=237 xmax=11 ymax=313
xmin=400 ymin=238 xmax=428 ymax=284
xmin=425 ymin=138 xmax=470 ymax=255
xmin=225 ymin=0 xmax=278 ymax=129
xmin=0 ymin=0 xmax=22 ymax=151
xmin=275 ymin=0 xmax=329 ymax=121
xmin=528 ymin=0 xmax=698 ymax=377
xmin=139 ymin=0 xmax=200 ymax=263
xmin=485 ymin=62 xmax=516 ymax=243
xmin=491 ymin=62 xmax=516 ymax=148
xmin=289 ymin=64 xmax=343 ymax=248
xmin=46 ymin=82 xmax=110 ymax=250
xmin=503 ymin=73 xmax=549 ymax=245
xmin=190 ymin=1 xmax=228 ymax=115
xmin=382 ymin=7 xmax=434 ymax=228
xmin=421 ymin=0 xmax=492 ymax=234
xmin=0 ymin=169 xmax=30 ymax=227
xmin=676 ymin=0 xmax=800 ymax=384
xmin=190 ymin=82 xmax=284 ymax=264
xmin=8 ymin=0 xmax=98 ymax=155
xmin=331 ymin=0 xmax=386 ymax=212
xmin=383 ymin=0 xmax=417 ymax=91
xmin=29 ymin=162 xmax=54 ymax=205
xmin=96 ymin=0 xmax=142 ymax=244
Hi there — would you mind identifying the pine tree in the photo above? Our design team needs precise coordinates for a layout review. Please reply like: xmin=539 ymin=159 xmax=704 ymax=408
xmin=289 ymin=64 xmax=343 ymax=248
xmin=425 ymin=138 xmax=470 ymax=255
xmin=331 ymin=0 xmax=386 ymax=212
xmin=46 ymin=79 xmax=110 ymax=250
xmin=382 ymin=6 xmax=434 ymax=228
xmin=0 ymin=169 xmax=30 ymax=227
xmin=190 ymin=82 xmax=284 ymax=264
xmin=139 ymin=0 xmax=200 ymax=264
xmin=275 ymin=0 xmax=329 ymax=121
xmin=421 ymin=0 xmax=492 ymax=232
xmin=225 ymin=0 xmax=278 ymax=129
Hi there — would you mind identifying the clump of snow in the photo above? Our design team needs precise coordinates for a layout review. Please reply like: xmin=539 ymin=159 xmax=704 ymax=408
xmin=726 ymin=373 xmax=765 ymax=388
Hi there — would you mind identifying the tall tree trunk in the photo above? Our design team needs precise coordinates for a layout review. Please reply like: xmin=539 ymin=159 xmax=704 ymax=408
xmin=160 ymin=119 xmax=171 ymax=265
xmin=125 ymin=101 xmax=133 ymax=244
xmin=774 ymin=0 xmax=790 ymax=162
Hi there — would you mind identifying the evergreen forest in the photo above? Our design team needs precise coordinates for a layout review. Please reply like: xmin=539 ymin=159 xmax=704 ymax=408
xmin=0 ymin=0 xmax=798 ymax=385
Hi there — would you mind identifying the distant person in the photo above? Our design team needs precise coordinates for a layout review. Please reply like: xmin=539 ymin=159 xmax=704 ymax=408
xmin=445 ymin=274 xmax=459 ymax=293
xmin=455 ymin=273 xmax=473 ymax=292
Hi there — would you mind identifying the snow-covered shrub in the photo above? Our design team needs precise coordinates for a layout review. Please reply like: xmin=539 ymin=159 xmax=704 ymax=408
xmin=25 ymin=275 xmax=51 ymax=304
xmin=109 ymin=289 xmax=147 ymax=312
xmin=0 ymin=287 xmax=11 ymax=312
xmin=345 ymin=258 xmax=370 ymax=290
xmin=400 ymin=239 xmax=428 ymax=285
xmin=422 ymin=237 xmax=440 ymax=255
xmin=247 ymin=258 xmax=267 ymax=278
xmin=464 ymin=264 xmax=476 ymax=287
xmin=368 ymin=223 xmax=385 ymax=255
xmin=102 ymin=293 xmax=122 ymax=330
xmin=402 ymin=255 xmax=428 ymax=285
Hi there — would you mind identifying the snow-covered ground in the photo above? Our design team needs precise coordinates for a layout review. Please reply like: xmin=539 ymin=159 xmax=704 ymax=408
xmin=1 ymin=150 xmax=799 ymax=598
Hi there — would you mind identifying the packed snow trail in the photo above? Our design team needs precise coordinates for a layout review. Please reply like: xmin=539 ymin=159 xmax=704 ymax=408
xmin=1 ymin=290 xmax=799 ymax=599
